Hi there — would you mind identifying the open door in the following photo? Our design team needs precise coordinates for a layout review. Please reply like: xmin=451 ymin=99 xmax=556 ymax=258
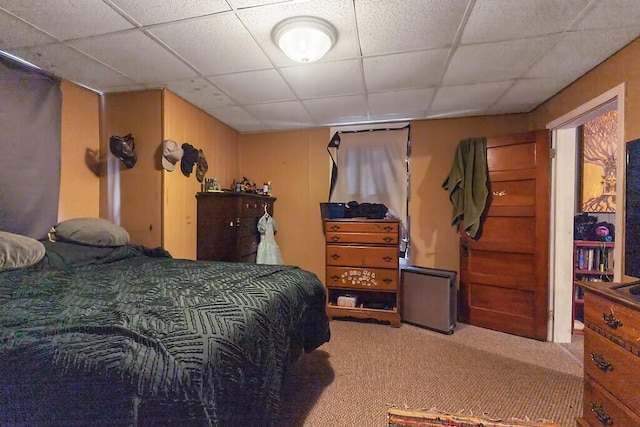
xmin=458 ymin=131 xmax=551 ymax=341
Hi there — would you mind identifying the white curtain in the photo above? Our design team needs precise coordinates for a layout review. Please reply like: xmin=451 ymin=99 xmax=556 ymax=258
xmin=328 ymin=126 xmax=409 ymax=251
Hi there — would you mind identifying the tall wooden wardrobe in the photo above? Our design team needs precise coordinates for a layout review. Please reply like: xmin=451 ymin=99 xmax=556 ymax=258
xmin=100 ymin=89 xmax=240 ymax=259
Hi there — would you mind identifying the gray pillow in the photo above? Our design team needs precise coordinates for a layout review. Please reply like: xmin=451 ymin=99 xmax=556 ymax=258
xmin=54 ymin=218 xmax=130 ymax=247
xmin=0 ymin=231 xmax=46 ymax=271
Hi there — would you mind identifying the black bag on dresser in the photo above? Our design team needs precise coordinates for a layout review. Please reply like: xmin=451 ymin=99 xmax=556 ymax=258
xmin=574 ymin=213 xmax=597 ymax=240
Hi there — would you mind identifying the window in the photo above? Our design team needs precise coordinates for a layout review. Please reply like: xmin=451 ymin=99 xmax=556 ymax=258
xmin=327 ymin=125 xmax=410 ymax=255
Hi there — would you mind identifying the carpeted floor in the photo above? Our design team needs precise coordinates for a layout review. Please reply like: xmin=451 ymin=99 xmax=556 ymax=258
xmin=277 ymin=321 xmax=583 ymax=427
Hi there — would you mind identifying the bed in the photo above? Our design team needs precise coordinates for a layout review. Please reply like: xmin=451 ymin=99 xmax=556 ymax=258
xmin=0 ymin=226 xmax=330 ymax=426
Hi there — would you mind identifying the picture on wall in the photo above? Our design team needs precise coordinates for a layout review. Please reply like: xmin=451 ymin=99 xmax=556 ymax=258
xmin=578 ymin=109 xmax=618 ymax=213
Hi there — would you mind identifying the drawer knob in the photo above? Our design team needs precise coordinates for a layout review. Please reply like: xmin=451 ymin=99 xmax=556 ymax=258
xmin=330 ymin=225 xmax=340 ymax=231
xmin=383 ymin=226 xmax=393 ymax=232
xmin=383 ymin=237 xmax=392 ymax=243
xmin=331 ymin=253 xmax=341 ymax=260
xmin=382 ymin=278 xmax=392 ymax=284
xmin=590 ymin=402 xmax=613 ymax=425
xmin=590 ymin=352 xmax=613 ymax=372
xmin=331 ymin=236 xmax=341 ymax=242
xmin=382 ymin=256 xmax=393 ymax=262
xmin=602 ymin=313 xmax=623 ymax=329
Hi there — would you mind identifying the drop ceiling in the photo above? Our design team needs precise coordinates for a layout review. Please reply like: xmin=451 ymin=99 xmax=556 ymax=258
xmin=1 ymin=0 xmax=639 ymax=133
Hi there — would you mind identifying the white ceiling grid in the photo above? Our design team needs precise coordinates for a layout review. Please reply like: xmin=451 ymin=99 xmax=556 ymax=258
xmin=0 ymin=0 xmax=639 ymax=133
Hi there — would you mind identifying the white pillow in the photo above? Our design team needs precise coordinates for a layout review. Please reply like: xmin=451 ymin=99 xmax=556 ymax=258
xmin=54 ymin=218 xmax=130 ymax=247
xmin=0 ymin=231 xmax=46 ymax=271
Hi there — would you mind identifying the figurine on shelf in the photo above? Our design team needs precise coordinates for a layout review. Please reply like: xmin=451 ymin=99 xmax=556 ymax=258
xmin=233 ymin=177 xmax=258 ymax=193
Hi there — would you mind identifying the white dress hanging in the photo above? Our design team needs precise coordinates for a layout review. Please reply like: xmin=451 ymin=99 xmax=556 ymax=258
xmin=256 ymin=208 xmax=283 ymax=264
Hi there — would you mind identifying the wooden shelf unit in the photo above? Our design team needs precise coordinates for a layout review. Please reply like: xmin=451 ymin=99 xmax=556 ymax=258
xmin=573 ymin=240 xmax=614 ymax=333
xmin=324 ymin=218 xmax=401 ymax=327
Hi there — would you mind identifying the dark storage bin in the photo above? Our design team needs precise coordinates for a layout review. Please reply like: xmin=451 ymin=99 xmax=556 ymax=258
xmin=319 ymin=202 xmax=346 ymax=219
xmin=401 ymin=266 xmax=457 ymax=334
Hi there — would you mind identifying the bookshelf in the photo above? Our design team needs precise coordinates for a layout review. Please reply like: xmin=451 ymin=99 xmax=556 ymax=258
xmin=572 ymin=240 xmax=614 ymax=333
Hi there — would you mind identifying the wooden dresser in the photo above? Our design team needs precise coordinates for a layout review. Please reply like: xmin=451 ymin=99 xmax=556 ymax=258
xmin=577 ymin=280 xmax=640 ymax=426
xmin=324 ymin=218 xmax=401 ymax=327
xmin=196 ymin=192 xmax=275 ymax=263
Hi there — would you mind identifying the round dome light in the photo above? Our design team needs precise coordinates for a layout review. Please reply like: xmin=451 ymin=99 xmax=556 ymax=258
xmin=272 ymin=17 xmax=337 ymax=63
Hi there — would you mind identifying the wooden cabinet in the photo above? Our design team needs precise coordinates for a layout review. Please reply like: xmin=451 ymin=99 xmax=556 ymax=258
xmin=324 ymin=219 xmax=401 ymax=327
xmin=197 ymin=192 xmax=275 ymax=263
xmin=573 ymin=241 xmax=614 ymax=333
xmin=576 ymin=281 xmax=640 ymax=426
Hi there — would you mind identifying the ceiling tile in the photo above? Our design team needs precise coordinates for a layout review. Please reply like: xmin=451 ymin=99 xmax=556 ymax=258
xmin=492 ymin=76 xmax=577 ymax=111
xmin=363 ymin=49 xmax=448 ymax=92
xmin=461 ymin=0 xmax=590 ymax=44
xmin=149 ymin=13 xmax=272 ymax=75
xmin=526 ymin=27 xmax=640 ymax=79
xmin=0 ymin=10 xmax=56 ymax=50
xmin=70 ymin=30 xmax=197 ymax=83
xmin=227 ymin=0 xmax=299 ymax=8
xmin=356 ymin=0 xmax=469 ymax=55
xmin=368 ymin=88 xmax=436 ymax=116
xmin=574 ymin=0 xmax=640 ymax=31
xmin=9 ymin=42 xmax=137 ymax=92
xmin=210 ymin=69 xmax=296 ymax=104
xmin=109 ymin=0 xmax=230 ymax=26
xmin=280 ymin=59 xmax=364 ymax=98
xmin=303 ymin=94 xmax=368 ymax=124
xmin=444 ymin=36 xmax=561 ymax=85
xmin=245 ymin=100 xmax=316 ymax=128
xmin=208 ymin=106 xmax=264 ymax=132
xmin=165 ymin=78 xmax=236 ymax=110
xmin=430 ymin=81 xmax=513 ymax=113
xmin=0 ymin=0 xmax=134 ymax=40
xmin=237 ymin=0 xmax=360 ymax=66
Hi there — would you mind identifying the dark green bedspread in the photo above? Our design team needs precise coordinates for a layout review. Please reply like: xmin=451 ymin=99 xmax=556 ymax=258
xmin=0 ymin=243 xmax=330 ymax=426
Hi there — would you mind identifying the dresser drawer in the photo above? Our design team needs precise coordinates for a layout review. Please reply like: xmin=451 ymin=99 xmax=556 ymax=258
xmin=585 ymin=292 xmax=640 ymax=345
xmin=324 ymin=221 xmax=399 ymax=234
xmin=583 ymin=376 xmax=640 ymax=426
xmin=325 ymin=231 xmax=398 ymax=245
xmin=326 ymin=266 xmax=398 ymax=291
xmin=326 ymin=245 xmax=398 ymax=268
xmin=584 ymin=328 xmax=640 ymax=410
xmin=240 ymin=235 xmax=258 ymax=257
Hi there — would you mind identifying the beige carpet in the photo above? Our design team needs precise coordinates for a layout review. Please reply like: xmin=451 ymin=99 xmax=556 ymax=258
xmin=277 ymin=321 xmax=583 ymax=427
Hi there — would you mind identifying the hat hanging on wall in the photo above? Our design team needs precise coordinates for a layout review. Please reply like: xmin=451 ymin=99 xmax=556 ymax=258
xmin=109 ymin=133 xmax=137 ymax=168
xmin=180 ymin=143 xmax=199 ymax=177
xmin=162 ymin=139 xmax=184 ymax=171
xmin=196 ymin=149 xmax=208 ymax=183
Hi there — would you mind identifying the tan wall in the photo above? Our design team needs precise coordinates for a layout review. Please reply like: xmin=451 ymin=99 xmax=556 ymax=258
xmin=240 ymin=128 xmax=329 ymax=278
xmin=530 ymin=37 xmax=640 ymax=142
xmin=59 ymin=80 xmax=100 ymax=221
xmin=239 ymin=115 xmax=529 ymax=281
xmin=100 ymin=90 xmax=163 ymax=248
xmin=409 ymin=115 xmax=530 ymax=273
xmin=162 ymin=90 xmax=240 ymax=259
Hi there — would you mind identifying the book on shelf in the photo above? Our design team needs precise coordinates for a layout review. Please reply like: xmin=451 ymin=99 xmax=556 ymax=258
xmin=576 ymin=246 xmax=611 ymax=272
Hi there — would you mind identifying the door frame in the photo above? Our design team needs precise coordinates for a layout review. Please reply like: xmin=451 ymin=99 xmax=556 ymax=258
xmin=546 ymin=82 xmax=626 ymax=343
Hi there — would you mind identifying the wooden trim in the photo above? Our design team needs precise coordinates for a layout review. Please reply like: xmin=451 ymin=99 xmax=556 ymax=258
xmin=486 ymin=132 xmax=536 ymax=148
xmin=534 ymin=129 xmax=551 ymax=340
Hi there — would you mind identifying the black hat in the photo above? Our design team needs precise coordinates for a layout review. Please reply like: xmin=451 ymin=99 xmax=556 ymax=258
xmin=196 ymin=149 xmax=208 ymax=182
xmin=180 ymin=143 xmax=199 ymax=177
xmin=109 ymin=134 xmax=137 ymax=168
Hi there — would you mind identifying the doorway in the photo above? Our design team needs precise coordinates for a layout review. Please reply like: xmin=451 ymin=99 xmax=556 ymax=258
xmin=547 ymin=83 xmax=626 ymax=343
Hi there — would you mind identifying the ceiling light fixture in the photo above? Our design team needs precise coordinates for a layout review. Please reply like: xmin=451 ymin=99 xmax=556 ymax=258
xmin=272 ymin=16 xmax=337 ymax=63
